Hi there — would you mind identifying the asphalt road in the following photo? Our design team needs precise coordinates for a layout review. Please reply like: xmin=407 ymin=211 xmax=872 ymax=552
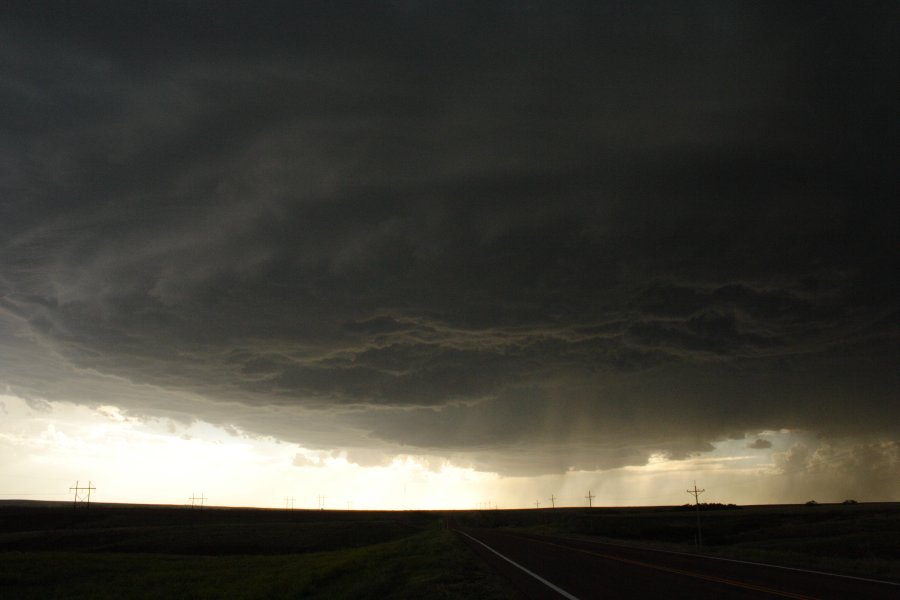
xmin=456 ymin=528 xmax=900 ymax=600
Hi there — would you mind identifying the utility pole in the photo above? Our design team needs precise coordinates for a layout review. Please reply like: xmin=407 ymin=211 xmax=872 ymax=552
xmin=189 ymin=492 xmax=206 ymax=510
xmin=535 ymin=500 xmax=540 ymax=509
xmin=69 ymin=480 xmax=95 ymax=509
xmin=285 ymin=496 xmax=295 ymax=510
xmin=317 ymin=495 xmax=326 ymax=510
xmin=550 ymin=494 xmax=556 ymax=508
xmin=687 ymin=481 xmax=705 ymax=547
xmin=585 ymin=490 xmax=595 ymax=508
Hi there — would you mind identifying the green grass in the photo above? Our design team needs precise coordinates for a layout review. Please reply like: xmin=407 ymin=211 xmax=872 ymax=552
xmin=0 ymin=520 xmax=419 ymax=555
xmin=8 ymin=502 xmax=897 ymax=595
xmin=0 ymin=527 xmax=517 ymax=599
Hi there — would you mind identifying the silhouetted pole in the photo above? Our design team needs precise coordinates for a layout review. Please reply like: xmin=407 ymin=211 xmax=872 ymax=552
xmin=189 ymin=492 xmax=206 ymax=510
xmin=585 ymin=490 xmax=595 ymax=508
xmin=70 ymin=480 xmax=95 ymax=510
xmin=550 ymin=494 xmax=556 ymax=508
xmin=535 ymin=500 xmax=540 ymax=509
xmin=687 ymin=481 xmax=705 ymax=547
xmin=285 ymin=496 xmax=295 ymax=510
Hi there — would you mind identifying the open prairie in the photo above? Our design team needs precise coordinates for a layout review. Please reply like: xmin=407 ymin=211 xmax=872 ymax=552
xmin=1 ymin=501 xmax=898 ymax=598
xmin=0 ymin=502 xmax=515 ymax=599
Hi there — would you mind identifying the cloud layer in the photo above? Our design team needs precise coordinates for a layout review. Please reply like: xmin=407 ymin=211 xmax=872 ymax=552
xmin=1 ymin=2 xmax=897 ymax=479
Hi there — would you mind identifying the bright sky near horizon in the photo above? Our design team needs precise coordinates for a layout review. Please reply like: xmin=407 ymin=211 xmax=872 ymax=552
xmin=1 ymin=393 xmax=890 ymax=509
xmin=1 ymin=2 xmax=897 ymax=509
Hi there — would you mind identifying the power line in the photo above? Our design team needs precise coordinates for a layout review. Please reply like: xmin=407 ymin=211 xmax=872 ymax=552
xmin=585 ymin=490 xmax=595 ymax=508
xmin=69 ymin=480 xmax=95 ymax=509
xmin=0 ymin=492 xmax=69 ymax=496
xmin=687 ymin=481 xmax=705 ymax=547
xmin=687 ymin=481 xmax=705 ymax=505
xmin=189 ymin=492 xmax=206 ymax=510
xmin=0 ymin=493 xmax=69 ymax=497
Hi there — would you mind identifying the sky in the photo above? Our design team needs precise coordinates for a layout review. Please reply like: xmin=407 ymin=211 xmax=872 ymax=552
xmin=1 ymin=1 xmax=898 ymax=509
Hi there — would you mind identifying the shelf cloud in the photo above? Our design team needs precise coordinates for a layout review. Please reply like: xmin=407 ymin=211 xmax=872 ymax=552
xmin=1 ymin=1 xmax=896 ymax=484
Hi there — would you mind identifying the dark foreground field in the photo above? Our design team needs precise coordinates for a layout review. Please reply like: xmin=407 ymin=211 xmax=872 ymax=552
xmin=1 ymin=502 xmax=898 ymax=598
xmin=0 ymin=503 xmax=517 ymax=599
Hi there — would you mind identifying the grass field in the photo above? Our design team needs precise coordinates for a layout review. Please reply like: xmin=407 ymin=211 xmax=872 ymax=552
xmin=3 ymin=501 xmax=898 ymax=597
xmin=0 ymin=504 xmax=517 ymax=599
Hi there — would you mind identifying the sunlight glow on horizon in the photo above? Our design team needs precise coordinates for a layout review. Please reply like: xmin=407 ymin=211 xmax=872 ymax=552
xmin=0 ymin=393 xmax=861 ymax=510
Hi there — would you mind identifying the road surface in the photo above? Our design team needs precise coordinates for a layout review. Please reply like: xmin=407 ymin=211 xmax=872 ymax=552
xmin=457 ymin=528 xmax=899 ymax=599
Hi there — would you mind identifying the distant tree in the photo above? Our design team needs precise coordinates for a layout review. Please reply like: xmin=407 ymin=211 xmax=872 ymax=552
xmin=842 ymin=499 xmax=858 ymax=505
xmin=805 ymin=500 xmax=819 ymax=506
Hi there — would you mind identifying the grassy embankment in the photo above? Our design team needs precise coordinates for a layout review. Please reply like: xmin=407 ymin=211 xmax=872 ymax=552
xmin=455 ymin=502 xmax=900 ymax=581
xmin=0 ymin=505 xmax=516 ymax=599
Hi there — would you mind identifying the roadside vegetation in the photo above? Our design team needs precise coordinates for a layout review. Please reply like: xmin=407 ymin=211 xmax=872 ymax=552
xmin=0 ymin=505 xmax=516 ymax=599
xmin=4 ymin=501 xmax=898 ymax=596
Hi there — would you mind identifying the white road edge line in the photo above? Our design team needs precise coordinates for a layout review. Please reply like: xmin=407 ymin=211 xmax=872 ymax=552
xmin=548 ymin=535 xmax=900 ymax=587
xmin=458 ymin=530 xmax=581 ymax=600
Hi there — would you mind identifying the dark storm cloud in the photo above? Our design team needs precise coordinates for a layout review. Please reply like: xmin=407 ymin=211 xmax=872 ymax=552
xmin=1 ymin=1 xmax=897 ymax=478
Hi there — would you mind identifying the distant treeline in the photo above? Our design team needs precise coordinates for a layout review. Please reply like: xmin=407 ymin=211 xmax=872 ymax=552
xmin=675 ymin=502 xmax=740 ymax=511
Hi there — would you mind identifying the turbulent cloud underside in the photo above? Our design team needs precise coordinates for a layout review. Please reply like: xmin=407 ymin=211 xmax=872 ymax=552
xmin=1 ymin=2 xmax=897 ymax=477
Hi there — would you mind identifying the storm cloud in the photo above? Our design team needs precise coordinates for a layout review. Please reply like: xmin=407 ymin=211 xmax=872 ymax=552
xmin=1 ymin=2 xmax=897 ymax=481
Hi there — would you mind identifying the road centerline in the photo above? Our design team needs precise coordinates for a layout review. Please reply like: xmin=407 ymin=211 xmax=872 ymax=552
xmin=507 ymin=532 xmax=819 ymax=600
xmin=552 ymin=536 xmax=900 ymax=587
